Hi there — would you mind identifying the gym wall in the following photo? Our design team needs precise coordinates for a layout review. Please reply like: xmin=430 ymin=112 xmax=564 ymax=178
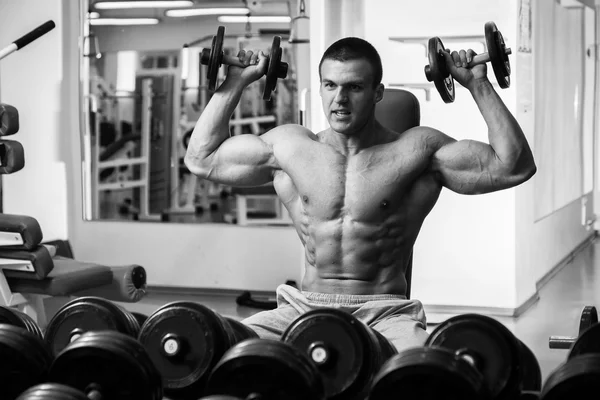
xmin=0 ymin=0 xmax=596 ymax=315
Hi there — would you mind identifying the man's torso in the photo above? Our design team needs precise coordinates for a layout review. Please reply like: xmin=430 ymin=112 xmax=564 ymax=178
xmin=266 ymin=125 xmax=444 ymax=296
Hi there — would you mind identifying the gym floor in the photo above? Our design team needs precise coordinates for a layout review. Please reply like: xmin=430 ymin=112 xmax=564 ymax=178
xmin=65 ymin=236 xmax=598 ymax=384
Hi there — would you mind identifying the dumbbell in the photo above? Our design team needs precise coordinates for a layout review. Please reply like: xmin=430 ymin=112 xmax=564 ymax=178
xmin=370 ymin=313 xmax=542 ymax=400
xmin=137 ymin=301 xmax=259 ymax=399
xmin=0 ymin=305 xmax=44 ymax=339
xmin=549 ymin=305 xmax=597 ymax=349
xmin=43 ymin=330 xmax=163 ymax=400
xmin=205 ymin=338 xmax=326 ymax=400
xmin=425 ymin=21 xmax=512 ymax=103
xmin=541 ymin=322 xmax=600 ymax=399
xmin=44 ymin=296 xmax=143 ymax=356
xmin=280 ymin=308 xmax=397 ymax=400
xmin=0 ymin=324 xmax=53 ymax=400
xmin=199 ymin=26 xmax=288 ymax=101
xmin=17 ymin=383 xmax=91 ymax=400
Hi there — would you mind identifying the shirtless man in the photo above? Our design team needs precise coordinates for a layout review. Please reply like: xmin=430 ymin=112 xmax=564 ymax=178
xmin=184 ymin=37 xmax=536 ymax=351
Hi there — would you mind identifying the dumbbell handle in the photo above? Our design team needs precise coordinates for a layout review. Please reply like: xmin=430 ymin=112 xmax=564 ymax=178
xmin=200 ymin=49 xmax=259 ymax=69
xmin=200 ymin=48 xmax=288 ymax=79
xmin=548 ymin=335 xmax=576 ymax=349
xmin=440 ymin=47 xmax=512 ymax=69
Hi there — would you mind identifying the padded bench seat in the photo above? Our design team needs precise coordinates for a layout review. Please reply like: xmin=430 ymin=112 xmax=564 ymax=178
xmin=6 ymin=256 xmax=113 ymax=297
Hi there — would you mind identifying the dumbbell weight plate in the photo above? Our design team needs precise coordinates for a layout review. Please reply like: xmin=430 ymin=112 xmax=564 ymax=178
xmin=540 ymin=353 xmax=600 ymax=400
xmin=225 ymin=316 xmax=259 ymax=342
xmin=16 ymin=383 xmax=89 ymax=400
xmin=568 ymin=322 xmax=600 ymax=360
xmin=485 ymin=21 xmax=511 ymax=89
xmin=263 ymin=36 xmax=286 ymax=101
xmin=369 ymin=346 xmax=489 ymax=400
xmin=44 ymin=296 xmax=134 ymax=356
xmin=138 ymin=301 xmax=255 ymax=399
xmin=0 ymin=324 xmax=53 ymax=400
xmin=132 ymin=311 xmax=149 ymax=329
xmin=281 ymin=308 xmax=395 ymax=400
xmin=518 ymin=339 xmax=542 ymax=392
xmin=206 ymin=338 xmax=326 ymax=400
xmin=425 ymin=313 xmax=523 ymax=400
xmin=49 ymin=330 xmax=163 ymax=400
xmin=579 ymin=305 xmax=598 ymax=335
xmin=207 ymin=26 xmax=225 ymax=91
xmin=425 ymin=36 xmax=454 ymax=103
xmin=0 ymin=305 xmax=44 ymax=339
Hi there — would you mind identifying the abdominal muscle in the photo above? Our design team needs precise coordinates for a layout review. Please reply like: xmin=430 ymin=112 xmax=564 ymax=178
xmin=298 ymin=213 xmax=414 ymax=296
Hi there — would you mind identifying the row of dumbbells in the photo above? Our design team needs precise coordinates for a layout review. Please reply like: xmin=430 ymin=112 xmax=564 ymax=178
xmin=2 ymin=295 xmax=550 ymax=400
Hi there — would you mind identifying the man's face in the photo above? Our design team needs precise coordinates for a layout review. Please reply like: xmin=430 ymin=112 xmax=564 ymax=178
xmin=319 ymin=58 xmax=383 ymax=135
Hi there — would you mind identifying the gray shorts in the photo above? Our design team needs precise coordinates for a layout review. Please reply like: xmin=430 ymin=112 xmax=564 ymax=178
xmin=241 ymin=284 xmax=429 ymax=352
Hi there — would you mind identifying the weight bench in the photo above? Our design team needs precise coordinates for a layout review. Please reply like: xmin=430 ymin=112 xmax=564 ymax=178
xmin=0 ymin=213 xmax=147 ymax=329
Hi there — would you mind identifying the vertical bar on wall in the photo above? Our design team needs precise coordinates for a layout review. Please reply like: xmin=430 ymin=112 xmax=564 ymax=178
xmin=139 ymin=78 xmax=152 ymax=218
xmin=594 ymin=4 xmax=600 ymax=230
xmin=79 ymin=0 xmax=94 ymax=220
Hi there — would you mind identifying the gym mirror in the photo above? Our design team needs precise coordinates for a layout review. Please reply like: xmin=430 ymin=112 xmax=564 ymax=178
xmin=79 ymin=0 xmax=305 ymax=225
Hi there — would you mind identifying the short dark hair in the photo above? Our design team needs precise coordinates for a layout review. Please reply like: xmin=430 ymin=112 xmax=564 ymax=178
xmin=318 ymin=37 xmax=383 ymax=87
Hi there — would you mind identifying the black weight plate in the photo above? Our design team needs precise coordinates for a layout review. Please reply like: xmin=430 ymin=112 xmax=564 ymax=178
xmin=132 ymin=311 xmax=149 ymax=329
xmin=84 ymin=297 xmax=135 ymax=335
xmin=425 ymin=313 xmax=522 ymax=400
xmin=198 ymin=397 xmax=244 ymax=400
xmin=485 ymin=21 xmax=510 ymax=89
xmin=118 ymin=305 xmax=141 ymax=337
xmin=372 ymin=328 xmax=398 ymax=362
xmin=49 ymin=330 xmax=162 ymax=400
xmin=225 ymin=317 xmax=259 ymax=342
xmin=281 ymin=308 xmax=378 ymax=399
xmin=568 ymin=322 xmax=600 ymax=360
xmin=0 ymin=305 xmax=30 ymax=329
xmin=12 ymin=309 xmax=44 ymax=339
xmin=518 ymin=339 xmax=542 ymax=392
xmin=207 ymin=26 xmax=225 ymax=91
xmin=0 ymin=324 xmax=53 ymax=400
xmin=520 ymin=391 xmax=540 ymax=400
xmin=206 ymin=338 xmax=325 ymax=400
xmin=369 ymin=346 xmax=488 ymax=400
xmin=579 ymin=306 xmax=598 ymax=335
xmin=263 ymin=36 xmax=283 ymax=101
xmin=138 ymin=301 xmax=234 ymax=399
xmin=540 ymin=353 xmax=600 ymax=400
xmin=16 ymin=383 xmax=89 ymax=400
xmin=44 ymin=296 xmax=131 ymax=356
xmin=426 ymin=37 xmax=454 ymax=103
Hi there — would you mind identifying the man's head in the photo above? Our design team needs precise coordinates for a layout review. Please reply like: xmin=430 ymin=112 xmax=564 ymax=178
xmin=319 ymin=37 xmax=385 ymax=135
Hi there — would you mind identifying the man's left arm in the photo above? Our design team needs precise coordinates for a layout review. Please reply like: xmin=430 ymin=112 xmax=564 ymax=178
xmin=430 ymin=52 xmax=537 ymax=195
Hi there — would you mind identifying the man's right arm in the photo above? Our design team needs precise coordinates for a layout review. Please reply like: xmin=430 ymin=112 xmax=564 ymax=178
xmin=184 ymin=50 xmax=278 ymax=187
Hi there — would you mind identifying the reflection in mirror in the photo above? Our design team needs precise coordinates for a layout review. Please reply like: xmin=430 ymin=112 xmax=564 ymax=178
xmin=80 ymin=0 xmax=304 ymax=225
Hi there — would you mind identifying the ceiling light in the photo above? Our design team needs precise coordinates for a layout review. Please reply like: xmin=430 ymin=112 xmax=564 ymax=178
xmin=217 ymin=16 xmax=291 ymax=23
xmin=165 ymin=7 xmax=250 ymax=17
xmin=88 ymin=11 xmax=100 ymax=18
xmin=90 ymin=18 xmax=160 ymax=25
xmin=94 ymin=1 xmax=193 ymax=9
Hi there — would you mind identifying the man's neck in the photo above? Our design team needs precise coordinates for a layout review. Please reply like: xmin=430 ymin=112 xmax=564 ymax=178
xmin=325 ymin=116 xmax=383 ymax=156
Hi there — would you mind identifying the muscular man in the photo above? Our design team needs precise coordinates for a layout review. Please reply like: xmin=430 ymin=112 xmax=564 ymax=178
xmin=184 ymin=37 xmax=536 ymax=351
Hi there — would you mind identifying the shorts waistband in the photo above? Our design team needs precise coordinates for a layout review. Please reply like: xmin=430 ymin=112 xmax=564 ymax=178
xmin=300 ymin=290 xmax=407 ymax=305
